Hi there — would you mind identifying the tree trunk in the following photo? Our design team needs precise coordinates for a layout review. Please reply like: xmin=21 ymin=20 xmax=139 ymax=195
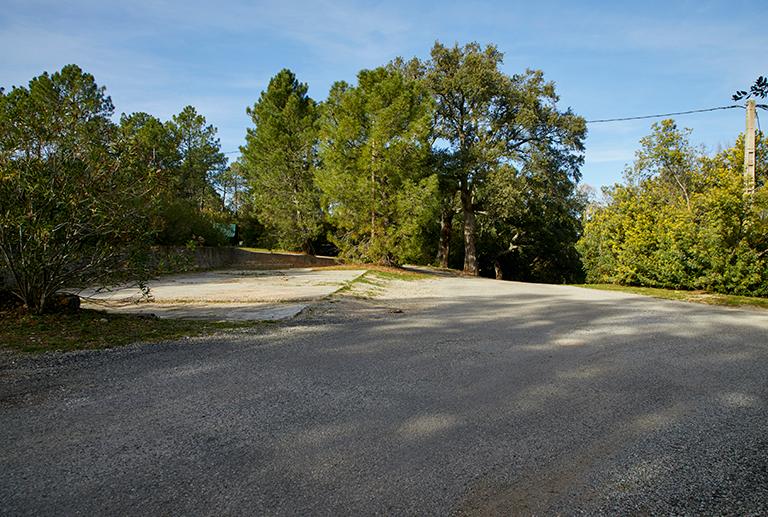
xmin=436 ymin=206 xmax=453 ymax=268
xmin=370 ymin=141 xmax=377 ymax=247
xmin=461 ymin=187 xmax=478 ymax=276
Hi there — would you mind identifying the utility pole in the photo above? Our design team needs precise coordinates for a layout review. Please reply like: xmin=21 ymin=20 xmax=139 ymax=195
xmin=744 ymin=99 xmax=757 ymax=196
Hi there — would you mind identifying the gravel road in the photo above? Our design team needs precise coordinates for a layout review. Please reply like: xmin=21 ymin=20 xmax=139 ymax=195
xmin=2 ymin=276 xmax=768 ymax=515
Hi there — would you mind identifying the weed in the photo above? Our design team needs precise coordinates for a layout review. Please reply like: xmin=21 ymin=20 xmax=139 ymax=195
xmin=0 ymin=309 xmax=262 ymax=354
xmin=577 ymin=284 xmax=768 ymax=310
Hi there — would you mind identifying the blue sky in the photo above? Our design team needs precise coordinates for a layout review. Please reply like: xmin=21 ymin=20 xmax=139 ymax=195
xmin=2 ymin=0 xmax=766 ymax=190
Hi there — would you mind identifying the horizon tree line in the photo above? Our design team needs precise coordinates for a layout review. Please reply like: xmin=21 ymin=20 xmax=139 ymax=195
xmin=8 ymin=43 xmax=758 ymax=312
xmin=237 ymin=40 xmax=588 ymax=280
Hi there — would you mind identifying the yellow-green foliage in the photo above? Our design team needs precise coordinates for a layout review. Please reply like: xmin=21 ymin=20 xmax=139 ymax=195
xmin=578 ymin=123 xmax=768 ymax=296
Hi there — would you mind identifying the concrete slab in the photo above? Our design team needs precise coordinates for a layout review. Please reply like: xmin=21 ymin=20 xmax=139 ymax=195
xmin=79 ymin=268 xmax=365 ymax=321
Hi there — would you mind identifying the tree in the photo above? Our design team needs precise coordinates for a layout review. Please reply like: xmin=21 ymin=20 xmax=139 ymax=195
xmin=433 ymin=150 xmax=461 ymax=268
xmin=167 ymin=105 xmax=227 ymax=212
xmin=120 ymin=107 xmax=229 ymax=246
xmin=118 ymin=112 xmax=181 ymax=176
xmin=240 ymin=69 xmax=322 ymax=253
xmin=117 ymin=111 xmax=181 ymax=230
xmin=0 ymin=65 xmax=155 ymax=313
xmin=425 ymin=41 xmax=586 ymax=275
xmin=481 ymin=150 xmax=587 ymax=282
xmin=215 ymin=161 xmax=248 ymax=215
xmin=317 ymin=66 xmax=438 ymax=264
xmin=628 ymin=119 xmax=699 ymax=210
xmin=733 ymin=76 xmax=768 ymax=101
xmin=578 ymin=123 xmax=768 ymax=296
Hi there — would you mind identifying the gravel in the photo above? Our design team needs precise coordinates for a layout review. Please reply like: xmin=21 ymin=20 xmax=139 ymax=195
xmin=1 ymin=276 xmax=768 ymax=515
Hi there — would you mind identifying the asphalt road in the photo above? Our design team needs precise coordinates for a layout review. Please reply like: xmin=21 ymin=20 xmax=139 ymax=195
xmin=2 ymin=277 xmax=768 ymax=515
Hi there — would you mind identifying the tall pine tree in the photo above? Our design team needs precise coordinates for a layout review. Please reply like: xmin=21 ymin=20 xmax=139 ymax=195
xmin=241 ymin=69 xmax=322 ymax=253
xmin=317 ymin=66 xmax=438 ymax=264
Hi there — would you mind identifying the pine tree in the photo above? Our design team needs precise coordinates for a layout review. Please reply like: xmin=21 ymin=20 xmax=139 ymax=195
xmin=240 ymin=69 xmax=322 ymax=253
xmin=317 ymin=66 xmax=437 ymax=264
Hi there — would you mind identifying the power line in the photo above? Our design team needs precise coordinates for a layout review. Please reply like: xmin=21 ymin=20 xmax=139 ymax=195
xmin=220 ymin=104 xmax=767 ymax=154
xmin=586 ymin=105 xmax=744 ymax=124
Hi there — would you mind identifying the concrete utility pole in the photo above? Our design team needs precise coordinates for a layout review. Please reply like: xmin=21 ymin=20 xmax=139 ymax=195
xmin=744 ymin=99 xmax=757 ymax=196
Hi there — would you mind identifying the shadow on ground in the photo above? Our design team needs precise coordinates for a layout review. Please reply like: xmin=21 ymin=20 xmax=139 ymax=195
xmin=2 ymin=281 xmax=767 ymax=514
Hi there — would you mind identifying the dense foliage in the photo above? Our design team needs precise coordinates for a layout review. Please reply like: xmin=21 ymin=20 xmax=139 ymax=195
xmin=119 ymin=106 xmax=229 ymax=246
xmin=479 ymin=152 xmax=588 ymax=282
xmin=423 ymin=42 xmax=586 ymax=276
xmin=317 ymin=66 xmax=437 ymax=264
xmin=578 ymin=121 xmax=768 ymax=296
xmin=0 ymin=66 xmax=155 ymax=312
xmin=0 ymin=65 xmax=232 ymax=311
xmin=240 ymin=41 xmax=587 ymax=280
xmin=240 ymin=69 xmax=323 ymax=253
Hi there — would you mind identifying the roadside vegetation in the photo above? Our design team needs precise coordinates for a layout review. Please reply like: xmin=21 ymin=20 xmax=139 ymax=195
xmin=333 ymin=267 xmax=430 ymax=298
xmin=230 ymin=41 xmax=587 ymax=280
xmin=0 ymin=65 xmax=232 ymax=313
xmin=367 ymin=269 xmax=430 ymax=281
xmin=1 ymin=49 xmax=765 ymax=351
xmin=578 ymin=284 xmax=768 ymax=311
xmin=578 ymin=121 xmax=767 ymax=298
xmin=0 ymin=307 xmax=260 ymax=354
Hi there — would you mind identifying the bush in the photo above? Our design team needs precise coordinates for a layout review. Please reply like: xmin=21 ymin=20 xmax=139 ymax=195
xmin=0 ymin=65 xmax=155 ymax=313
xmin=578 ymin=125 xmax=768 ymax=296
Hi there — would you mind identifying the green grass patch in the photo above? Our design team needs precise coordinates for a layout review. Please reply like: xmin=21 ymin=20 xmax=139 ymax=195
xmin=355 ymin=276 xmax=385 ymax=287
xmin=333 ymin=272 xmax=374 ymax=297
xmin=331 ymin=268 xmax=428 ymax=300
xmin=367 ymin=269 xmax=429 ymax=281
xmin=238 ymin=247 xmax=305 ymax=255
xmin=577 ymin=284 xmax=768 ymax=310
xmin=0 ymin=309 xmax=262 ymax=354
xmin=319 ymin=263 xmax=429 ymax=279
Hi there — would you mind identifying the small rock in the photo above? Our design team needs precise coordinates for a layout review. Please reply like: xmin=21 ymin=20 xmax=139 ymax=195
xmin=45 ymin=293 xmax=80 ymax=314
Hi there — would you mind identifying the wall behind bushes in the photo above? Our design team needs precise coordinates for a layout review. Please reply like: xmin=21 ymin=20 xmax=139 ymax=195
xmin=1 ymin=248 xmax=341 ymax=292
xmin=152 ymin=246 xmax=340 ymax=274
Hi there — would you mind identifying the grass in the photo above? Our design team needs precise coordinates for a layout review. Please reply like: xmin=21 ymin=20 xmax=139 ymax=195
xmin=239 ymin=247 xmax=306 ymax=255
xmin=578 ymin=284 xmax=768 ymax=310
xmin=0 ymin=308 xmax=262 ymax=354
xmin=368 ymin=269 xmax=430 ymax=281
xmin=333 ymin=271 xmax=377 ymax=298
xmin=322 ymin=263 xmax=430 ymax=280
xmin=331 ymin=268 xmax=428 ymax=300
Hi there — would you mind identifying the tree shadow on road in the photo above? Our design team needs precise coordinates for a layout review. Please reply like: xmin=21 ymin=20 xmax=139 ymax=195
xmin=2 ymin=286 xmax=768 ymax=515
